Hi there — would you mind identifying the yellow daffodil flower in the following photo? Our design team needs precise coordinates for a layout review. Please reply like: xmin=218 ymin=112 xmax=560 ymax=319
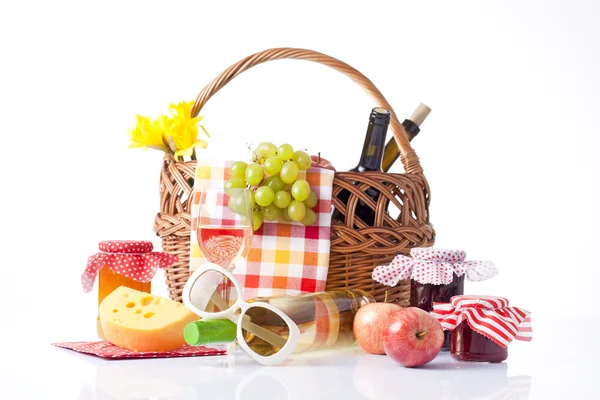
xmin=128 ymin=99 xmax=210 ymax=159
xmin=128 ymin=115 xmax=170 ymax=152
xmin=166 ymin=101 xmax=209 ymax=158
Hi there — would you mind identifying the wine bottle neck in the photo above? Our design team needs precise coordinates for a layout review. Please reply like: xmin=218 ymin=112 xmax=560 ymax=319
xmin=357 ymin=116 xmax=389 ymax=172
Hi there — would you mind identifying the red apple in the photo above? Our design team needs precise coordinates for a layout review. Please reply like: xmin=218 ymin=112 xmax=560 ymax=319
xmin=354 ymin=302 xmax=402 ymax=354
xmin=383 ymin=307 xmax=444 ymax=367
xmin=310 ymin=155 xmax=336 ymax=171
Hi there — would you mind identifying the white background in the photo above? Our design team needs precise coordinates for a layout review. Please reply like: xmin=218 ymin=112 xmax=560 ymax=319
xmin=0 ymin=1 xmax=598 ymax=395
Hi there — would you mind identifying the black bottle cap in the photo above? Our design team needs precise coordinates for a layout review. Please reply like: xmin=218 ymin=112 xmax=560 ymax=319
xmin=370 ymin=107 xmax=391 ymax=126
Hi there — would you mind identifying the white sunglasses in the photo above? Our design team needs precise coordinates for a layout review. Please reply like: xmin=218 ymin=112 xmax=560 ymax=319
xmin=182 ymin=263 xmax=300 ymax=366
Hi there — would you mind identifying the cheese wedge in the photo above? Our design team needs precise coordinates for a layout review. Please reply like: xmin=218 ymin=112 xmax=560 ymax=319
xmin=99 ymin=286 xmax=198 ymax=352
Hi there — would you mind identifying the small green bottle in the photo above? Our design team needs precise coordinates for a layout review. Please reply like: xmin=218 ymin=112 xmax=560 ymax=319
xmin=184 ymin=319 xmax=237 ymax=346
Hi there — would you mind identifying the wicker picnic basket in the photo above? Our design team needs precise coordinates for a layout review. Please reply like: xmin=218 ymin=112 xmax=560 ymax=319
xmin=154 ymin=48 xmax=435 ymax=306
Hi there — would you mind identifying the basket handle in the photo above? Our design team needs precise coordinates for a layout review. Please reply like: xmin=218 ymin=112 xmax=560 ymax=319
xmin=191 ymin=47 xmax=423 ymax=174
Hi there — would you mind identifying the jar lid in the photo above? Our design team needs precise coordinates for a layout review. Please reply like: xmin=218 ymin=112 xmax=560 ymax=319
xmin=372 ymin=247 xmax=498 ymax=287
xmin=81 ymin=240 xmax=177 ymax=293
xmin=431 ymin=295 xmax=532 ymax=348
xmin=99 ymin=240 xmax=153 ymax=253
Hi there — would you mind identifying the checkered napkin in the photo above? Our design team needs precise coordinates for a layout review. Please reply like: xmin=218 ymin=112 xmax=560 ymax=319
xmin=190 ymin=159 xmax=334 ymax=299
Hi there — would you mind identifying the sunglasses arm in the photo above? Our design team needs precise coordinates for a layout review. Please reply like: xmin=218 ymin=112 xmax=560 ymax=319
xmin=223 ymin=311 xmax=288 ymax=349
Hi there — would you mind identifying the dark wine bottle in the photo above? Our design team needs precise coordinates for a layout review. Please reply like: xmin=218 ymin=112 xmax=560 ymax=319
xmin=381 ymin=103 xmax=431 ymax=172
xmin=332 ymin=107 xmax=391 ymax=226
xmin=333 ymin=104 xmax=431 ymax=226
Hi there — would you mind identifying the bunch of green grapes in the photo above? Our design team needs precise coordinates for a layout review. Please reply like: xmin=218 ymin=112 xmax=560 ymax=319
xmin=225 ymin=142 xmax=318 ymax=231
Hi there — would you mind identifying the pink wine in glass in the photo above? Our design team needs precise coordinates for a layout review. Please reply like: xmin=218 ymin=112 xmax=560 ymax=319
xmin=197 ymin=226 xmax=253 ymax=269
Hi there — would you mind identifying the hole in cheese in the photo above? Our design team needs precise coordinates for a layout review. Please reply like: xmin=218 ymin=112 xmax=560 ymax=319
xmin=140 ymin=297 xmax=154 ymax=306
xmin=126 ymin=302 xmax=136 ymax=308
xmin=124 ymin=293 xmax=130 ymax=297
xmin=113 ymin=309 xmax=118 ymax=313
xmin=154 ymin=299 xmax=161 ymax=305
xmin=143 ymin=312 xmax=155 ymax=319
xmin=135 ymin=309 xmax=142 ymax=314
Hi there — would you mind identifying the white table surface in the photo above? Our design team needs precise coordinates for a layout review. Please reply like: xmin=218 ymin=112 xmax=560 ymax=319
xmin=1 ymin=316 xmax=595 ymax=399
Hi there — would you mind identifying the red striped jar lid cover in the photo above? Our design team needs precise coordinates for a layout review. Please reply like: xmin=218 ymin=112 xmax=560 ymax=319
xmin=431 ymin=295 xmax=532 ymax=348
xmin=81 ymin=240 xmax=178 ymax=292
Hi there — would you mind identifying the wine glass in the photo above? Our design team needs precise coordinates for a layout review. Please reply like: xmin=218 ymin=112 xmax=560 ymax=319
xmin=197 ymin=187 xmax=254 ymax=270
xmin=196 ymin=187 xmax=254 ymax=306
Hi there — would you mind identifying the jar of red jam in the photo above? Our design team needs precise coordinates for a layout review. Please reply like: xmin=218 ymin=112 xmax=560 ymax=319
xmin=81 ymin=240 xmax=178 ymax=338
xmin=451 ymin=320 xmax=508 ymax=362
xmin=373 ymin=248 xmax=498 ymax=350
xmin=432 ymin=295 xmax=532 ymax=363
xmin=411 ymin=273 xmax=464 ymax=350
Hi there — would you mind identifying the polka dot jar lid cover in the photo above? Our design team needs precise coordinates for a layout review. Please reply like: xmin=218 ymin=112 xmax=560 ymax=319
xmin=372 ymin=248 xmax=498 ymax=287
xmin=81 ymin=240 xmax=178 ymax=292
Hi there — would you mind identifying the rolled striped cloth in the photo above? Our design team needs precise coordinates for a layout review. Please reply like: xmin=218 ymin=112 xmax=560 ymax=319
xmin=431 ymin=295 xmax=532 ymax=348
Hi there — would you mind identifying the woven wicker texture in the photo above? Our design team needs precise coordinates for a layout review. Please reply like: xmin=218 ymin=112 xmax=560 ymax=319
xmin=153 ymin=154 xmax=197 ymax=302
xmin=329 ymin=172 xmax=434 ymax=305
xmin=155 ymin=47 xmax=435 ymax=304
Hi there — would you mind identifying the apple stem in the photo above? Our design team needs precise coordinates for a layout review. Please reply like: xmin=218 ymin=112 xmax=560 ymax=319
xmin=415 ymin=330 xmax=429 ymax=340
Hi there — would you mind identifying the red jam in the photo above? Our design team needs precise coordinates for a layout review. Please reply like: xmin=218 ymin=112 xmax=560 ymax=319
xmin=410 ymin=274 xmax=464 ymax=350
xmin=451 ymin=321 xmax=508 ymax=362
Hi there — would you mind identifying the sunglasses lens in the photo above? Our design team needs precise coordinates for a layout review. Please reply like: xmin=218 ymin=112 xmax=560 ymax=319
xmin=187 ymin=268 xmax=238 ymax=314
xmin=242 ymin=306 xmax=291 ymax=357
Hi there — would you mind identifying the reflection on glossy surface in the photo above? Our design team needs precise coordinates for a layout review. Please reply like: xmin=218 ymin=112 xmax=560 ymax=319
xmin=73 ymin=347 xmax=530 ymax=400
xmin=353 ymin=352 xmax=530 ymax=400
xmin=78 ymin=352 xmax=237 ymax=400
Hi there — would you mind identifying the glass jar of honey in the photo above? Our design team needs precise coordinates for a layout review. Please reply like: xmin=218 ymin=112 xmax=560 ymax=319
xmin=82 ymin=240 xmax=178 ymax=338
xmin=432 ymin=295 xmax=532 ymax=363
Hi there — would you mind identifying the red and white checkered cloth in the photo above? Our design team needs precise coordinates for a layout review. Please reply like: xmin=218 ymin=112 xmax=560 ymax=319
xmin=190 ymin=159 xmax=334 ymax=299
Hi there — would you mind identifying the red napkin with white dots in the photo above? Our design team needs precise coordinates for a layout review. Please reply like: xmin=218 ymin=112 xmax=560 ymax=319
xmin=372 ymin=248 xmax=498 ymax=287
xmin=52 ymin=341 xmax=225 ymax=360
xmin=82 ymin=240 xmax=178 ymax=293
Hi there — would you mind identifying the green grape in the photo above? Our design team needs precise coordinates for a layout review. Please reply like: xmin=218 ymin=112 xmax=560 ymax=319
xmin=253 ymin=142 xmax=278 ymax=162
xmin=225 ymin=177 xmax=246 ymax=195
xmin=249 ymin=190 xmax=256 ymax=208
xmin=245 ymin=163 xmax=264 ymax=186
xmin=227 ymin=191 xmax=243 ymax=214
xmin=264 ymin=156 xmax=284 ymax=175
xmin=265 ymin=175 xmax=285 ymax=193
xmin=303 ymin=190 xmax=318 ymax=209
xmin=301 ymin=208 xmax=317 ymax=226
xmin=288 ymin=200 xmax=306 ymax=222
xmin=274 ymin=190 xmax=291 ymax=208
xmin=277 ymin=143 xmax=294 ymax=160
xmin=253 ymin=210 xmax=263 ymax=231
xmin=255 ymin=186 xmax=275 ymax=207
xmin=262 ymin=204 xmax=280 ymax=221
xmin=292 ymin=150 xmax=312 ymax=170
xmin=281 ymin=207 xmax=292 ymax=221
xmin=280 ymin=161 xmax=299 ymax=184
xmin=291 ymin=179 xmax=310 ymax=202
xmin=231 ymin=161 xmax=248 ymax=179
